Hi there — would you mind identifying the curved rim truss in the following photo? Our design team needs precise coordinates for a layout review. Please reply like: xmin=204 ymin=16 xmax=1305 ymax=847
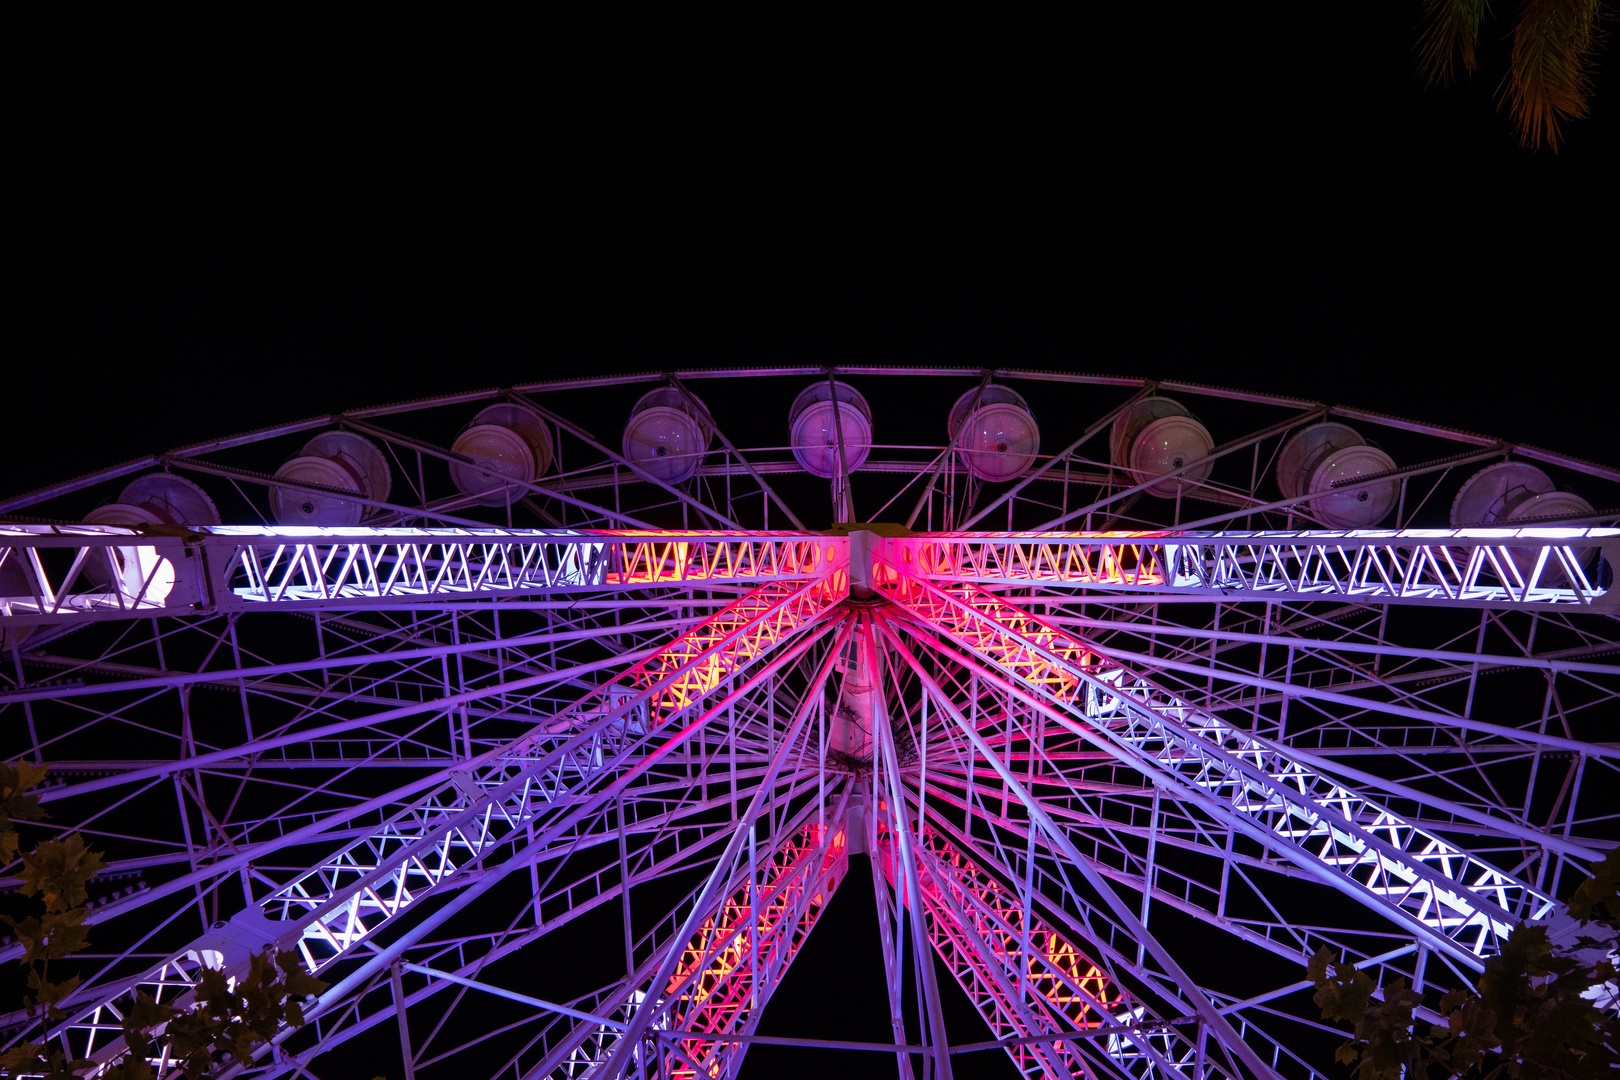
xmin=2 ymin=368 xmax=1618 ymax=1080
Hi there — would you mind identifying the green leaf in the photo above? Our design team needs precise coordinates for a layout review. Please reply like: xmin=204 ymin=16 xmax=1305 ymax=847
xmin=1417 ymin=0 xmax=1488 ymax=86
xmin=194 ymin=963 xmax=232 ymax=1004
xmin=1481 ymin=920 xmax=1556 ymax=1051
xmin=18 ymin=834 xmax=105 ymax=913
xmin=1 ymin=913 xmax=45 ymax=964
xmin=27 ymin=968 xmax=81 ymax=1007
xmin=0 ymin=1044 xmax=47 ymax=1070
xmin=0 ymin=759 xmax=50 ymax=830
xmin=276 ymin=950 xmax=327 ymax=999
xmin=100 ymin=1054 xmax=157 ymax=1080
xmin=1568 ymin=846 xmax=1620 ymax=925
xmin=1 ymin=908 xmax=90 ymax=964
xmin=1505 ymin=0 xmax=1606 ymax=151
xmin=1443 ymin=993 xmax=1500 ymax=1070
xmin=1309 ymin=946 xmax=1374 ymax=1024
xmin=36 ymin=908 xmax=92 ymax=960
xmin=130 ymin=947 xmax=335 ymax=1077
xmin=122 ymin=989 xmax=178 ymax=1035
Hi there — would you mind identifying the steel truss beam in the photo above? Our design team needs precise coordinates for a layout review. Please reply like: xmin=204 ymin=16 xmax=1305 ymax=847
xmin=27 ymin=572 xmax=848 ymax=1070
xmin=19 ymin=606 xmax=694 ymax=832
xmin=895 ymin=650 xmax=1499 ymax=987
xmin=5 ymin=524 xmax=1614 ymax=632
xmin=876 ymin=652 xmax=1304 ymax=1080
xmin=894 ymin=798 xmax=1334 ymax=1080
xmin=601 ymin=621 xmax=855 ymax=1078
xmin=873 ymin=623 xmax=1282 ymax=1080
xmin=253 ymin=771 xmax=841 ymax=1080
xmin=932 ymin=767 xmax=1451 ymax=1028
xmin=0 ymin=527 xmax=834 ymax=625
xmin=879 ymin=681 xmax=1347 ymax=1080
xmin=0 ymin=612 xmax=697 ymax=708
xmin=232 ymin=762 xmax=830 ymax=1079
xmin=873 ymin=812 xmax=1247 ymax=1080
xmin=5 ymin=370 xmax=1620 ymax=1079
xmin=1021 ymin=599 xmax=1620 ymax=855
xmin=12 ymin=623 xmax=786 ymax=952
xmin=892 ymin=529 xmax=1620 ymax=611
xmin=873 ymin=569 xmax=1564 ymax=973
xmin=254 ymin=610 xmax=852 ymax=1077
xmin=590 ymin=813 xmax=851 ymax=1080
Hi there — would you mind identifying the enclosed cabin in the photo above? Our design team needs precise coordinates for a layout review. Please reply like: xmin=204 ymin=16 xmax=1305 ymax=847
xmin=788 ymin=380 xmax=873 ymax=479
xmin=622 ymin=387 xmax=714 ymax=484
xmin=1451 ymin=461 xmax=1598 ymax=585
xmin=269 ymin=430 xmax=393 ymax=526
xmin=1275 ymin=421 xmax=1398 ymax=529
xmin=948 ymin=383 xmax=1041 ymax=483
xmin=449 ymin=403 xmax=555 ymax=508
xmin=79 ymin=472 xmax=224 ymax=602
xmin=1109 ymin=396 xmax=1214 ymax=499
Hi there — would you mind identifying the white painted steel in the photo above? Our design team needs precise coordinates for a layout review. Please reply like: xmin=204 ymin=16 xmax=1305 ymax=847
xmin=3 ymin=369 xmax=1618 ymax=1080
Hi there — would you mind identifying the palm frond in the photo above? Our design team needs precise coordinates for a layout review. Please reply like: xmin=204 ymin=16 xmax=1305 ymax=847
xmin=1506 ymin=0 xmax=1606 ymax=150
xmin=1418 ymin=0 xmax=1490 ymax=85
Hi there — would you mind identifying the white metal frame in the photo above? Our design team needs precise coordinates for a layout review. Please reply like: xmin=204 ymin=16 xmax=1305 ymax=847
xmin=2 ymin=368 xmax=1616 ymax=1079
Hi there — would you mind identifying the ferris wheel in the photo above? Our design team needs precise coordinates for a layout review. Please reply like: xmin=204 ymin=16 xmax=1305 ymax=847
xmin=1 ymin=368 xmax=1616 ymax=1080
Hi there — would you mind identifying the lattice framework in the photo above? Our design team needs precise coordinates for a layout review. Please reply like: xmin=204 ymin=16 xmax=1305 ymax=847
xmin=2 ymin=368 xmax=1617 ymax=1080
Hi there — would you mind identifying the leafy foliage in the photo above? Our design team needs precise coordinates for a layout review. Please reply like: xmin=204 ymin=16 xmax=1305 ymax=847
xmin=16 ymin=836 xmax=103 ymax=914
xmin=1312 ymin=950 xmax=1433 ymax=1080
xmin=3 ymin=833 xmax=105 ymax=1012
xmin=1313 ymin=846 xmax=1620 ymax=1080
xmin=0 ymin=760 xmax=48 ymax=865
xmin=1313 ymin=945 xmax=1377 ymax=1024
xmin=1418 ymin=0 xmax=1490 ymax=85
xmin=0 ymin=1042 xmax=94 ymax=1079
xmin=98 ymin=952 xmax=329 ymax=1080
xmin=1 ymin=771 xmax=105 ymax=1068
xmin=1507 ymin=0 xmax=1607 ymax=152
xmin=1416 ymin=0 xmax=1609 ymax=149
xmin=1567 ymin=847 xmax=1620 ymax=923
xmin=1 ymin=760 xmax=327 ymax=1077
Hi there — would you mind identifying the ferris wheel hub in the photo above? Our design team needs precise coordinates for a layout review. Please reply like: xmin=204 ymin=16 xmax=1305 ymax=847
xmin=4 ymin=369 xmax=1618 ymax=1079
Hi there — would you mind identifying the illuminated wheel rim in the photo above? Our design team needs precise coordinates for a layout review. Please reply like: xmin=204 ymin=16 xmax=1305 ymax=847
xmin=2 ymin=369 xmax=1616 ymax=1080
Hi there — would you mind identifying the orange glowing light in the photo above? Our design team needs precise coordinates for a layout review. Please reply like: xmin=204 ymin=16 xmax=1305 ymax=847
xmin=657 ymin=821 xmax=848 ymax=1079
xmin=890 ymin=535 xmax=1172 ymax=589
xmin=602 ymin=536 xmax=827 ymax=586
xmin=874 ymin=822 xmax=1125 ymax=1033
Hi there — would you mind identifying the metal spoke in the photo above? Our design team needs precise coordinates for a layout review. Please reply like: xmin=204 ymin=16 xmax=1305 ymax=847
xmin=4 ymin=369 xmax=1618 ymax=1078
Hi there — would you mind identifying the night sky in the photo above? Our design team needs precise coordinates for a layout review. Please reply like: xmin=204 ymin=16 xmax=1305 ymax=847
xmin=10 ymin=8 xmax=1618 ymax=1078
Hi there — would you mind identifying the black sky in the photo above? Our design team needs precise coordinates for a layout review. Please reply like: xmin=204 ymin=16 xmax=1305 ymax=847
xmin=9 ymin=9 xmax=1619 ymax=1077
xmin=12 ymin=7 xmax=1618 ymax=496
